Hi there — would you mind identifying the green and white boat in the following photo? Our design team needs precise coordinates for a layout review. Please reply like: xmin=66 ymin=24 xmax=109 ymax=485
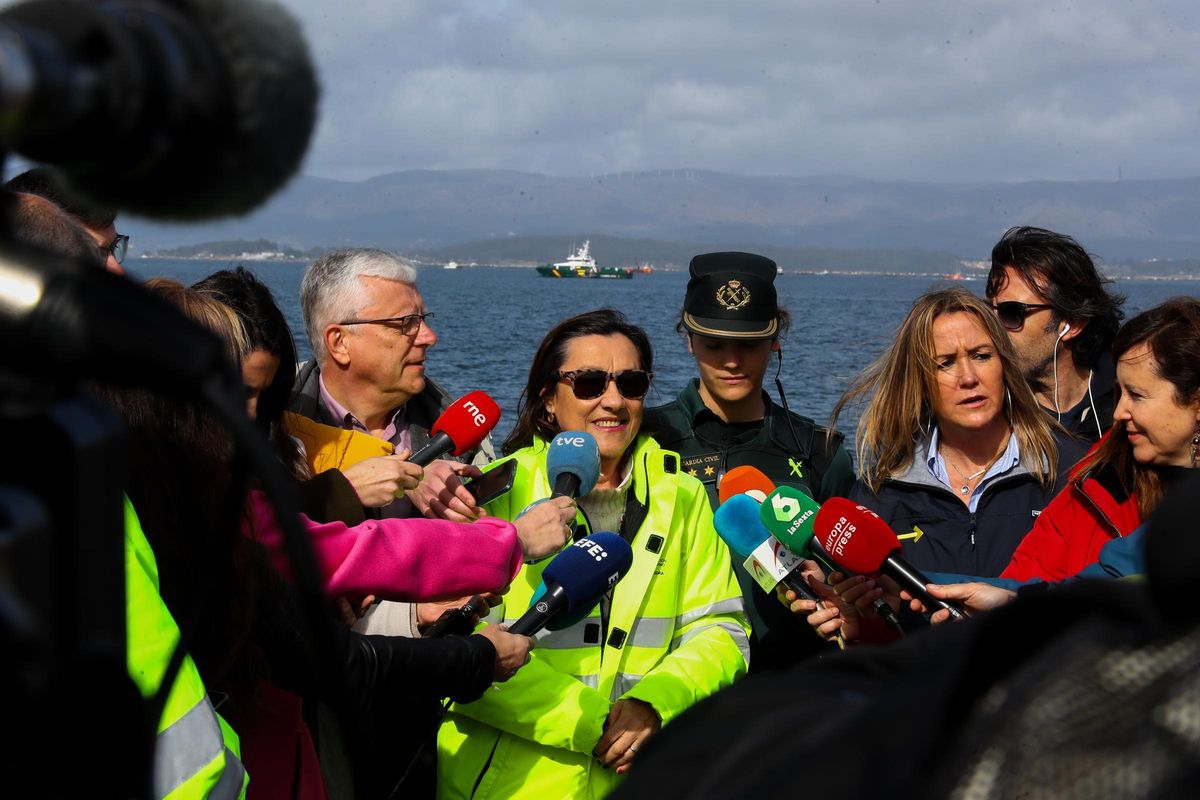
xmin=535 ymin=241 xmax=632 ymax=279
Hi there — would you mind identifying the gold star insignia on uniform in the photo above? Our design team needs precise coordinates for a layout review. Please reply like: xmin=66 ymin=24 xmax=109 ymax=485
xmin=703 ymin=466 xmax=715 ymax=476
xmin=688 ymin=468 xmax=698 ymax=476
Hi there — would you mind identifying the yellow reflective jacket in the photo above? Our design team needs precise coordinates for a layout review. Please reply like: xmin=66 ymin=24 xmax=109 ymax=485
xmin=125 ymin=499 xmax=248 ymax=799
xmin=437 ymin=436 xmax=749 ymax=799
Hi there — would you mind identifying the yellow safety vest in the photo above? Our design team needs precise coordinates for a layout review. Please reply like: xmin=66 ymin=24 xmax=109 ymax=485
xmin=438 ymin=436 xmax=749 ymax=799
xmin=125 ymin=498 xmax=248 ymax=799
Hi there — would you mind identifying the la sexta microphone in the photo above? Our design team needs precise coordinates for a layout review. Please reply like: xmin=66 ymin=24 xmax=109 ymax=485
xmin=408 ymin=391 xmax=500 ymax=467
xmin=814 ymin=497 xmax=965 ymax=621
xmin=714 ymin=494 xmax=819 ymax=604
xmin=0 ymin=0 xmax=318 ymax=220
xmin=546 ymin=431 xmax=600 ymax=499
xmin=717 ymin=465 xmax=775 ymax=504
xmin=761 ymin=487 xmax=902 ymax=632
xmin=507 ymin=532 xmax=633 ymax=637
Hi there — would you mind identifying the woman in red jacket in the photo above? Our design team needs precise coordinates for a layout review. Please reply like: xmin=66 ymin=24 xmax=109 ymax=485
xmin=1002 ymin=297 xmax=1200 ymax=582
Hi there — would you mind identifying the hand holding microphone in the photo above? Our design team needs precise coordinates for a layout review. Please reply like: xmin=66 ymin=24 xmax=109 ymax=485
xmin=759 ymin=486 xmax=903 ymax=632
xmin=814 ymin=497 xmax=966 ymax=621
xmin=408 ymin=391 xmax=500 ymax=520
xmin=513 ymin=431 xmax=600 ymax=557
xmin=507 ymin=532 xmax=634 ymax=637
xmin=513 ymin=496 xmax=578 ymax=562
xmin=340 ymin=448 xmax=424 ymax=508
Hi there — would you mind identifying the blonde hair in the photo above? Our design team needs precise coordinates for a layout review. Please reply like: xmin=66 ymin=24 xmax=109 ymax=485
xmin=832 ymin=287 xmax=1059 ymax=493
xmin=144 ymin=277 xmax=248 ymax=368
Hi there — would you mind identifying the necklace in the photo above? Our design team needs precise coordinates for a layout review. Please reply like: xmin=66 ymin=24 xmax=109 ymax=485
xmin=945 ymin=458 xmax=988 ymax=495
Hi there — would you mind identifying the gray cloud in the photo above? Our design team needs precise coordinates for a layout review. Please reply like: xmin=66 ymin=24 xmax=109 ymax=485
xmin=281 ymin=0 xmax=1200 ymax=182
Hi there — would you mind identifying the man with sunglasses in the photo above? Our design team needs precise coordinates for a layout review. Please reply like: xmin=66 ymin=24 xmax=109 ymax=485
xmin=5 ymin=166 xmax=127 ymax=275
xmin=986 ymin=226 xmax=1125 ymax=443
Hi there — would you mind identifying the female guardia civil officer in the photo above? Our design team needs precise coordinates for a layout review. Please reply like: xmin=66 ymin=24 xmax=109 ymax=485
xmin=646 ymin=252 xmax=855 ymax=670
xmin=437 ymin=309 xmax=750 ymax=799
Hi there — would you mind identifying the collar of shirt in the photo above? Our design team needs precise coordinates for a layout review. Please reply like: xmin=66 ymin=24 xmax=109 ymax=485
xmin=318 ymin=373 xmax=411 ymax=451
xmin=926 ymin=427 xmax=1021 ymax=512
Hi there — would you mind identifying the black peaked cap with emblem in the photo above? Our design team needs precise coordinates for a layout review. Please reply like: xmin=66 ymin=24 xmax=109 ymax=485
xmin=682 ymin=252 xmax=779 ymax=340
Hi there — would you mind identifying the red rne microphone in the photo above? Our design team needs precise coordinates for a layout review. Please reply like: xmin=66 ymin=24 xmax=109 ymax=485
xmin=408 ymin=391 xmax=500 ymax=466
xmin=814 ymin=497 xmax=965 ymax=621
xmin=717 ymin=465 xmax=776 ymax=505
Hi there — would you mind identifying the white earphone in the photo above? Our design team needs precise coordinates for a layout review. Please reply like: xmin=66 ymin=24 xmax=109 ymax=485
xmin=1060 ymin=322 xmax=1071 ymax=335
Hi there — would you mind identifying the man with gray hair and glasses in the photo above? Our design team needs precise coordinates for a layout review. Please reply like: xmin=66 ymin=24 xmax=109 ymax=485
xmin=292 ymin=247 xmax=501 ymax=797
xmin=293 ymin=247 xmax=494 ymax=523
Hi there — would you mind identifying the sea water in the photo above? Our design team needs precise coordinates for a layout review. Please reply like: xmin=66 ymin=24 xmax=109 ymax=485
xmin=133 ymin=258 xmax=1193 ymax=443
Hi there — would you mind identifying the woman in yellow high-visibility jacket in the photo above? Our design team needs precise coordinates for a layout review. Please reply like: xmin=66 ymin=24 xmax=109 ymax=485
xmin=438 ymin=309 xmax=751 ymax=799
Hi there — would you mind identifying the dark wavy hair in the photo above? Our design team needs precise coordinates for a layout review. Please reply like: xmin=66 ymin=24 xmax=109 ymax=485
xmin=987 ymin=226 xmax=1125 ymax=370
xmin=1076 ymin=296 xmax=1200 ymax=517
xmin=193 ymin=267 xmax=306 ymax=479
xmin=503 ymin=309 xmax=654 ymax=454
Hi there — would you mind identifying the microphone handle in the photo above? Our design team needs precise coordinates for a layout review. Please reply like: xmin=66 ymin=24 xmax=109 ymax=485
xmin=424 ymin=596 xmax=489 ymax=639
xmin=781 ymin=569 xmax=819 ymax=603
xmin=408 ymin=431 xmax=455 ymax=467
xmin=507 ymin=583 xmax=569 ymax=637
xmin=884 ymin=554 xmax=965 ymax=621
xmin=551 ymin=472 xmax=582 ymax=500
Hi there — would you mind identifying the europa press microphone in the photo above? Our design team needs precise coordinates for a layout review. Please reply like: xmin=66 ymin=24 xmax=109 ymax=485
xmin=408 ymin=391 xmax=501 ymax=467
xmin=814 ymin=497 xmax=966 ymax=621
xmin=507 ymin=532 xmax=634 ymax=637
xmin=760 ymin=486 xmax=902 ymax=632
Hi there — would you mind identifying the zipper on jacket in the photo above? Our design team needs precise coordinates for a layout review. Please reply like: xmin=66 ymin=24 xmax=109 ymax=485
xmin=470 ymin=736 xmax=502 ymax=798
xmin=968 ymin=512 xmax=977 ymax=550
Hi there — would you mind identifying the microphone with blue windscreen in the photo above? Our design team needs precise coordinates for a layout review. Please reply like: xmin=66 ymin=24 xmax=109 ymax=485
xmin=715 ymin=493 xmax=820 ymax=604
xmin=528 ymin=581 xmax=599 ymax=632
xmin=546 ymin=431 xmax=600 ymax=499
xmin=507 ymin=532 xmax=633 ymax=637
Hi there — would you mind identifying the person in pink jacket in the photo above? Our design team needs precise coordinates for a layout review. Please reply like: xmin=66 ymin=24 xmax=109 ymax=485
xmin=246 ymin=489 xmax=570 ymax=602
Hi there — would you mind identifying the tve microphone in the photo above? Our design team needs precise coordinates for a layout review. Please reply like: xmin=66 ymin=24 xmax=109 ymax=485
xmin=761 ymin=486 xmax=902 ymax=631
xmin=507 ymin=532 xmax=633 ymax=637
xmin=0 ymin=0 xmax=318 ymax=219
xmin=546 ymin=431 xmax=600 ymax=499
xmin=714 ymin=494 xmax=817 ymax=603
xmin=814 ymin=497 xmax=965 ymax=621
xmin=717 ymin=465 xmax=775 ymax=504
xmin=408 ymin=391 xmax=500 ymax=467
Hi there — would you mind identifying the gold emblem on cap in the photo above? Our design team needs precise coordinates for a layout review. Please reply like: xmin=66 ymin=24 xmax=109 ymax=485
xmin=715 ymin=279 xmax=750 ymax=310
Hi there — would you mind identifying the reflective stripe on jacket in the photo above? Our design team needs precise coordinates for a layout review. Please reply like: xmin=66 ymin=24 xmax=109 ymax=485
xmin=125 ymin=499 xmax=247 ymax=799
xmin=437 ymin=435 xmax=750 ymax=800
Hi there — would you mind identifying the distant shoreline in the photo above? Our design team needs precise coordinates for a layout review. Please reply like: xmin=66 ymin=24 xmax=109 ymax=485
xmin=135 ymin=255 xmax=1198 ymax=281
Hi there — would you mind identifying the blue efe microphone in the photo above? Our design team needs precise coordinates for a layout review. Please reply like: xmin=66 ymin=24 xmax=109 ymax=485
xmin=508 ymin=532 xmax=633 ymax=637
xmin=546 ymin=431 xmax=601 ymax=499
xmin=528 ymin=581 xmax=598 ymax=632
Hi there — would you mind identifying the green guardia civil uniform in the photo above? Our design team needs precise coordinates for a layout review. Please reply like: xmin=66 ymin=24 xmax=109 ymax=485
xmin=125 ymin=498 xmax=248 ymax=799
xmin=646 ymin=379 xmax=856 ymax=671
xmin=437 ymin=435 xmax=750 ymax=800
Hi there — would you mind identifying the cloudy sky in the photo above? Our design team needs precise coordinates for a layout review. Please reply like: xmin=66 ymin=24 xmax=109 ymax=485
xmin=292 ymin=1 xmax=1196 ymax=183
